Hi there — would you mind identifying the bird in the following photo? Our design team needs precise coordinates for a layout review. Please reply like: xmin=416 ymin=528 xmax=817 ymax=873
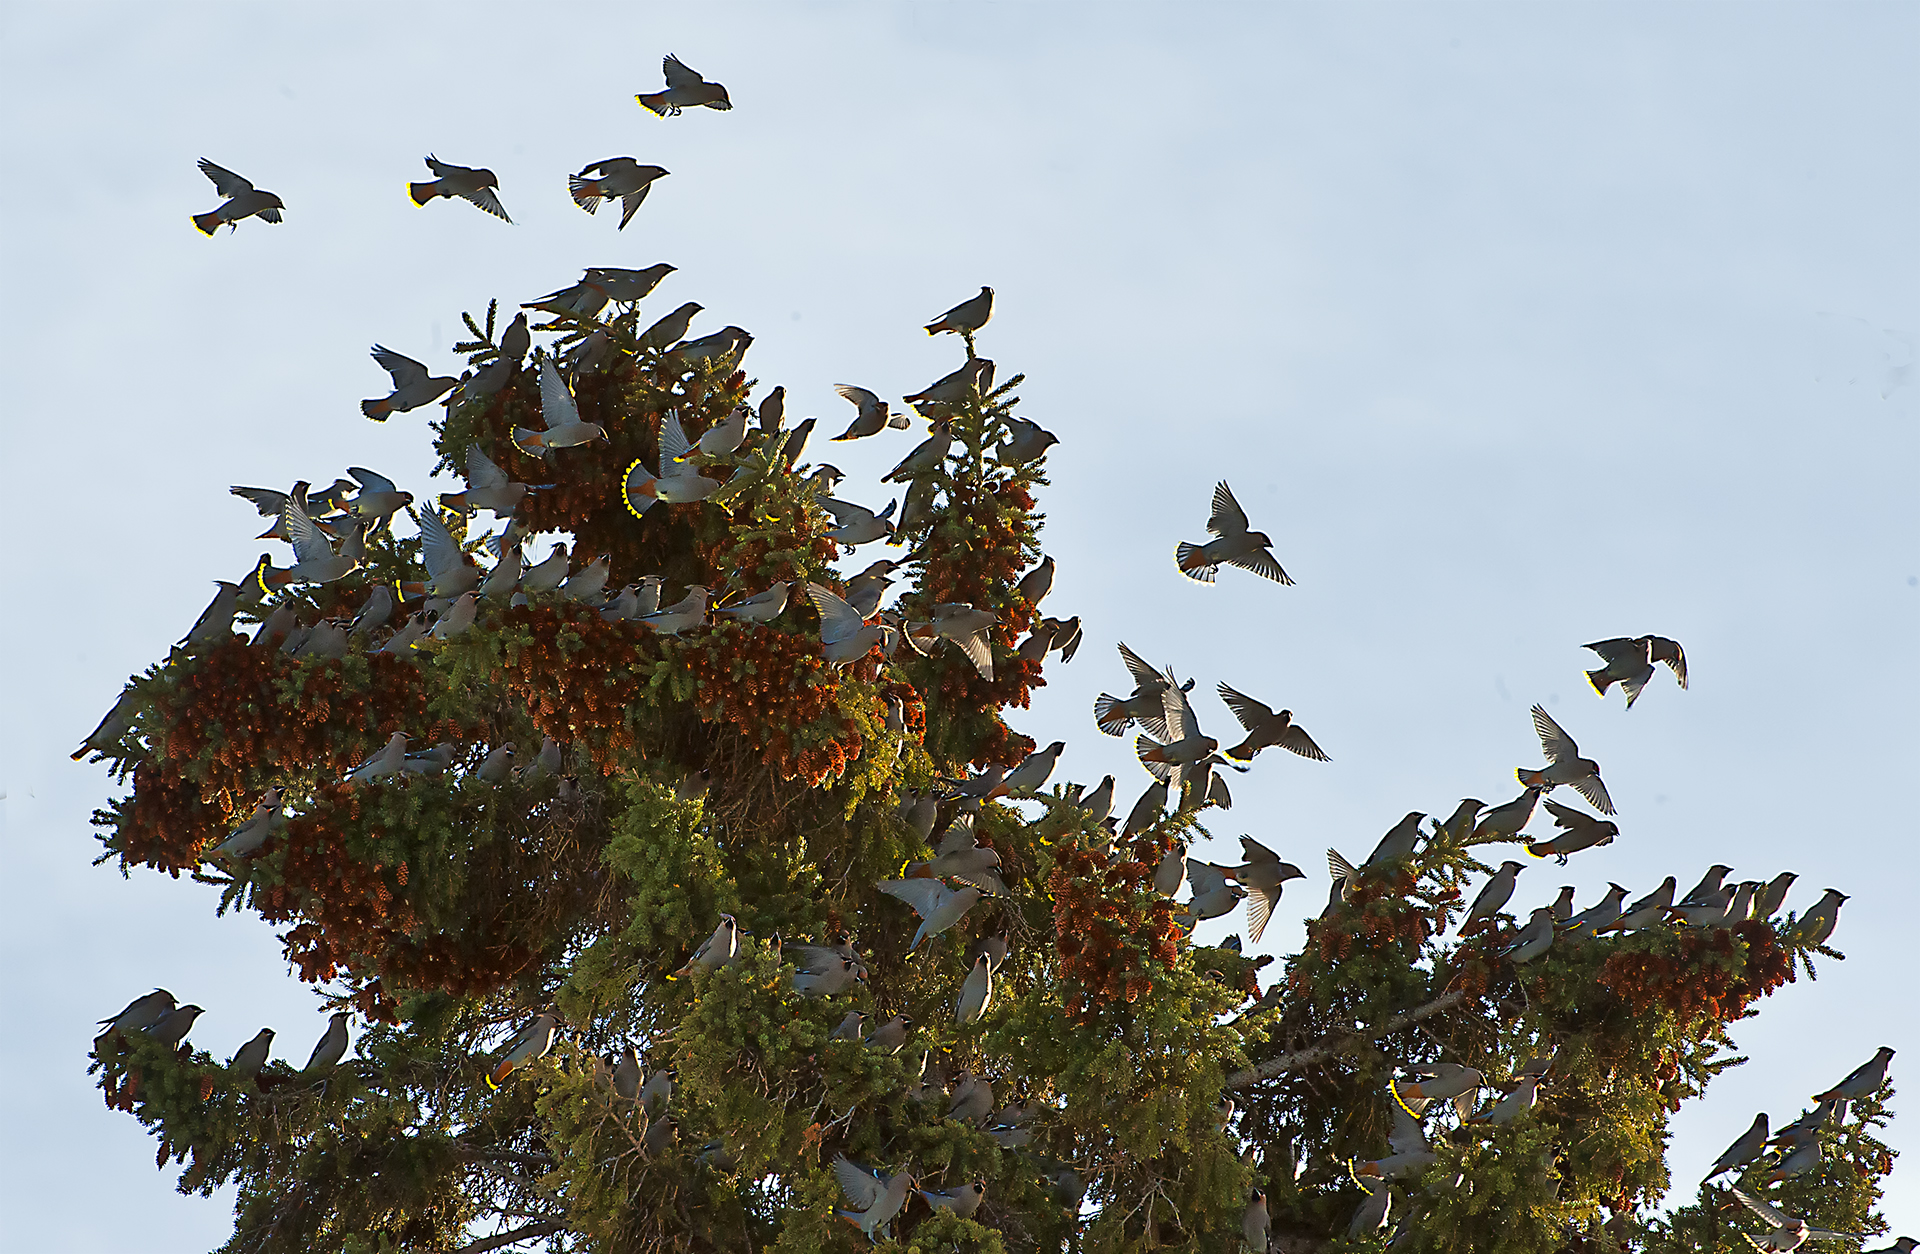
xmin=1583 ymin=635 xmax=1687 ymax=707
xmin=676 ymin=915 xmax=739 ymax=975
xmin=1703 ymin=1113 xmax=1769 ymax=1180
xmin=1791 ymin=888 xmax=1849 ymax=948
xmin=475 ymin=744 xmax=516 ymax=783
xmin=1461 ymin=862 xmax=1525 ymax=933
xmin=1813 ymin=1046 xmax=1895 ymax=1103
xmin=1473 ymin=787 xmax=1543 ymax=842
xmin=1136 ymin=684 xmax=1227 ymax=798
xmin=341 ymin=467 xmax=414 ymax=524
xmin=1679 ymin=865 xmax=1735 ymax=908
xmin=568 ymin=158 xmax=669 ymax=229
xmin=1548 ymin=885 xmax=1577 ymax=922
xmin=948 ymin=1072 xmax=995 ymax=1123
xmin=1232 ymin=836 xmax=1305 ymax=942
xmin=1002 ymin=742 xmax=1064 ymax=796
xmin=275 ymin=496 xmax=361 ymax=585
xmin=1354 ymin=1099 xmax=1437 ymax=1179
xmin=302 ymin=1012 xmax=350 ymax=1073
xmin=361 ymin=346 xmax=459 ymax=420
xmin=883 ymin=424 xmax=953 ymax=483
xmin=1176 ymin=481 xmax=1291 ymax=584
xmin=1469 ymin=1073 xmax=1542 ymax=1123
xmin=408 ymin=155 xmax=510 ymax=221
xmin=904 ymin=358 xmax=994 ymax=411
xmin=1153 ymin=841 xmax=1187 ymax=896
xmin=637 ymin=54 xmax=732 ymax=116
xmin=638 ymin=1066 xmax=675 ymax=1116
xmin=1077 ymin=775 xmax=1115 ymax=825
xmin=919 ymin=603 xmax=996 ymax=679
xmin=1562 ymin=883 xmax=1628 ymax=936
xmin=483 ymin=1014 xmax=558 ymax=1088
xmin=73 ymin=687 xmax=141 ymax=761
xmin=1216 ymin=684 xmax=1328 ymax=762
xmin=1756 ymin=872 xmax=1799 ymax=919
xmin=207 ymin=789 xmax=285 ymax=861
xmin=144 ymin=1004 xmax=205 ymax=1049
xmin=805 ymin=583 xmax=884 ymax=666
xmin=622 ymin=414 xmax=720 ymax=511
xmin=878 ymin=879 xmax=981 ymax=951
xmin=1728 ymin=1185 xmax=1861 ymax=1251
xmin=1243 ymin=1190 xmax=1271 ymax=1254
xmin=684 ymin=405 xmax=749 ymax=460
xmin=227 ymin=1029 xmax=275 ymax=1080
xmin=994 ymin=416 xmax=1058 ymax=465
xmin=716 ymin=582 xmax=791 ymax=624
xmin=1126 ymin=779 xmax=1171 ymax=838
xmin=1498 ymin=907 xmax=1556 ymax=963
xmin=1517 ymin=705 xmax=1614 ymax=815
xmin=830 ymin=385 xmax=911 ymax=440
xmin=913 ymin=816 xmax=1007 ymax=896
xmin=1393 ymin=1062 xmax=1482 ymax=1112
xmin=821 ymin=497 xmax=896 ymax=548
xmin=865 ymin=1015 xmax=912 ymax=1053
xmin=1527 ymin=799 xmax=1619 ymax=863
xmin=920 ymin=1182 xmax=987 ymax=1218
xmin=956 ymin=953 xmax=993 ymax=1023
xmin=926 ymin=287 xmax=994 ymax=337
xmin=514 ymin=357 xmax=610 ymax=456
xmin=440 ymin=444 xmax=535 ymax=518
xmin=191 ymin=159 xmax=284 ymax=235
xmin=175 ymin=581 xmax=242 ymax=651
xmin=1862 ymin=1241 xmax=1919 ymax=1254
xmin=1364 ymin=812 xmax=1426 ymax=866
xmin=669 ymin=325 xmax=752 ymax=366
xmin=98 ymin=990 xmax=176 ymax=1037
xmin=1185 ymin=859 xmax=1246 ymax=922
xmin=1348 ymin=1184 xmax=1392 ymax=1237
xmin=1598 ymin=876 xmax=1677 ymax=934
xmin=561 ymin=554 xmax=612 ymax=603
xmin=832 ymin=1156 xmax=913 ymax=1241
xmin=1095 ymin=644 xmax=1186 ymax=738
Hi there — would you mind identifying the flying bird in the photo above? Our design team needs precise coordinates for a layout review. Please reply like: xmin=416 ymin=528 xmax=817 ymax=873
xmin=637 ymin=55 xmax=732 ymax=116
xmin=1527 ymin=799 xmax=1619 ymax=863
xmin=515 ymin=358 xmax=610 ymax=456
xmin=1094 ymin=643 xmax=1186 ymax=738
xmin=1583 ymin=635 xmax=1688 ymax=707
xmin=1216 ymin=683 xmax=1328 ymax=762
xmin=1176 ymin=481 xmax=1292 ymax=584
xmin=191 ymin=159 xmax=284 ymax=235
xmin=830 ymin=385 xmax=911 ymax=440
xmin=361 ymin=346 xmax=459 ymax=420
xmin=568 ymin=158 xmax=669 ymax=229
xmin=408 ymin=155 xmax=511 ymax=221
xmin=1517 ymin=705 xmax=1613 ymax=815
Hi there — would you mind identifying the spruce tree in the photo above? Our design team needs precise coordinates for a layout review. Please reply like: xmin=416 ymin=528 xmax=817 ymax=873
xmin=78 ymin=143 xmax=1901 ymax=1254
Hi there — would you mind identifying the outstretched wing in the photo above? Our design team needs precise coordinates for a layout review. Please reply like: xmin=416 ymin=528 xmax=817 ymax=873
xmin=1649 ymin=636 xmax=1688 ymax=688
xmin=349 ymin=466 xmax=400 ymax=495
xmin=1728 ymin=1187 xmax=1789 ymax=1229
xmin=659 ymin=412 xmax=693 ymax=464
xmin=231 ymin=485 xmax=288 ymax=517
xmin=1582 ymin=636 xmax=1644 ymax=666
xmin=466 ymin=443 xmax=509 ymax=491
xmin=1569 ymin=773 xmax=1615 ymax=816
xmin=283 ymin=497 xmax=335 ymax=563
xmin=1540 ymin=797 xmax=1588 ymax=830
xmin=1117 ymin=641 xmax=1162 ymax=688
xmin=1530 ymin=704 xmax=1579 ymax=763
xmin=805 ymin=582 xmax=866 ymax=646
xmin=1162 ymin=682 xmax=1199 ymax=742
xmin=414 ymin=507 xmax=465 ymax=580
xmin=1222 ymin=545 xmax=1294 ymax=585
xmin=1244 ymin=885 xmax=1277 ymax=943
xmin=1206 ymin=480 xmax=1250 ymax=538
xmin=371 ymin=345 xmax=429 ymax=389
xmin=458 ymin=184 xmax=512 ymax=223
xmin=832 ymin=1155 xmax=887 ymax=1210
xmin=1216 ymin=682 xmax=1274 ymax=733
xmin=878 ymin=878 xmax=952 ymax=920
xmin=537 ymin=358 xmax=580 ymax=433
xmin=935 ymin=814 xmax=977 ymax=856
xmin=1277 ymin=723 xmax=1329 ymax=761
xmin=662 ymin=53 xmax=704 ymax=89
xmin=197 ymin=159 xmax=254 ymax=197
xmin=1185 ymin=859 xmax=1230 ymax=897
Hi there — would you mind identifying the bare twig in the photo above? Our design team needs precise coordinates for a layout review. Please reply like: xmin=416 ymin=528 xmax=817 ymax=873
xmin=1225 ymin=990 xmax=1467 ymax=1090
xmin=448 ymin=1218 xmax=564 ymax=1254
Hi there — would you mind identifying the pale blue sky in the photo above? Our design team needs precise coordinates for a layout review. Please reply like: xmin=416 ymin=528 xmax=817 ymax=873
xmin=3 ymin=3 xmax=1915 ymax=1247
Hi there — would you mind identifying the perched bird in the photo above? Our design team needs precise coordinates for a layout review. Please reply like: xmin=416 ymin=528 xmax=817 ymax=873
xmin=637 ymin=54 xmax=732 ymax=116
xmin=669 ymin=324 xmax=752 ymax=366
xmin=1813 ymin=1046 xmax=1895 ymax=1103
xmin=926 ymin=287 xmax=994 ymax=337
xmin=73 ymin=687 xmax=140 ymax=761
xmin=1549 ymin=885 xmax=1578 ymax=921
xmin=865 ymin=1015 xmax=912 ymax=1053
xmin=1600 ymin=876 xmax=1677 ymax=933
xmin=904 ymin=357 xmax=994 ymax=411
xmin=190 ymin=159 xmax=284 ymax=235
xmin=878 ymin=878 xmax=981 ymax=950
xmin=175 ymin=581 xmax=242 ymax=651
xmin=1791 ymin=888 xmax=1849 ymax=948
xmin=779 ymin=416 xmax=816 ymax=465
xmin=408 ymin=155 xmax=510 ymax=221
xmin=1002 ymin=741 xmax=1065 ymax=797
xmin=806 ymin=583 xmax=883 ymax=665
xmin=1756 ymin=871 xmax=1799 ymax=919
xmin=1435 ymin=799 xmax=1483 ymax=844
xmin=832 ymin=1156 xmax=913 ymax=1241
xmin=481 ymin=1012 xmax=558 ymax=1089
xmin=426 ymin=592 xmax=479 ymax=642
xmin=676 ymin=915 xmax=739 ymax=975
xmin=1153 ymin=840 xmax=1187 ymax=896
xmin=1528 ymin=799 xmax=1619 ymax=863
xmin=1461 ymin=862 xmax=1525 ymax=933
xmin=684 ymin=405 xmax=749 ymax=461
xmin=622 ymin=413 xmax=720 ymax=511
xmin=362 ymin=345 xmax=459 ymax=420
xmin=1499 ymin=907 xmax=1556 ymax=963
xmin=1243 ymin=1190 xmax=1271 ymax=1254
xmin=1176 ymin=481 xmax=1291 ymax=584
xmin=956 ymin=953 xmax=994 ymax=1024
xmin=1469 ymin=1073 xmax=1542 ymax=1123
xmin=948 ymin=1072 xmax=995 ymax=1123
xmin=345 ymin=732 xmax=409 ymax=787
xmin=440 ymin=444 xmax=535 ymax=518
xmin=348 ymin=585 xmax=395 ymax=638
xmin=1583 ymin=635 xmax=1687 ymax=707
xmin=884 ymin=424 xmax=953 ymax=482
xmin=98 ymin=990 xmax=176 ymax=1037
xmin=1767 ymin=1137 xmax=1824 ymax=1185
xmin=609 ymin=1046 xmax=642 ymax=1102
xmin=514 ymin=357 xmax=609 ymax=456
xmin=1077 ymin=775 xmax=1115 ymax=825
xmin=821 ymin=497 xmax=896 ymax=548
xmin=994 ymin=416 xmax=1057 ymax=465
xmin=1216 ymin=684 xmax=1328 ymax=762
xmin=475 ymin=743 xmax=516 ymax=783
xmin=1126 ymin=779 xmax=1171 ymax=838
xmin=1364 ymin=812 xmax=1426 ymax=866
xmin=1728 ymin=1185 xmax=1861 ymax=1251
xmin=302 ymin=1012 xmax=350 ymax=1073
xmin=921 ymin=1182 xmax=987 ymax=1218
xmin=1473 ymin=787 xmax=1543 ymax=842
xmin=207 ymin=789 xmax=285 ymax=861
xmin=561 ymin=553 xmax=613 ymax=603
xmin=227 ymin=1029 xmax=275 ymax=1080
xmin=1517 ymin=705 xmax=1614 ymax=815
xmin=145 ymin=1004 xmax=205 ymax=1049
xmin=1679 ymin=865 xmax=1735 ymax=908
xmin=716 ymin=581 xmax=791 ymax=624
xmin=569 ymin=158 xmax=668 ymax=229
xmin=638 ymin=1066 xmax=675 ymax=1116
xmin=830 ymin=385 xmax=910 ymax=440
xmin=1703 ymin=1112 xmax=1769 ymax=1180
xmin=1562 ymin=882 xmax=1628 ymax=936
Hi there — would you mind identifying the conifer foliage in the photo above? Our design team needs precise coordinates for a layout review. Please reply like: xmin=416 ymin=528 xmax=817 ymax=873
xmin=78 ymin=97 xmax=1903 ymax=1254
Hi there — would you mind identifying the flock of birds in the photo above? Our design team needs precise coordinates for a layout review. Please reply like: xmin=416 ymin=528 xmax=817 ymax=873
xmin=85 ymin=50 xmax=1908 ymax=1251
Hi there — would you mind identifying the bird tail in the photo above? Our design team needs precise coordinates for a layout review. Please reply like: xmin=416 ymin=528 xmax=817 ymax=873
xmin=512 ymin=427 xmax=548 ymax=457
xmin=1175 ymin=542 xmax=1217 ymax=582
xmin=408 ymin=181 xmax=439 ymax=207
xmin=486 ymin=1060 xmax=514 ymax=1089
xmin=1585 ymin=667 xmax=1613 ymax=695
xmin=925 ymin=318 xmax=954 ymax=336
xmin=1093 ymin=694 xmax=1132 ymax=737
xmin=70 ymin=743 xmax=92 ymax=761
xmin=635 ymin=91 xmax=672 ymax=116
xmin=190 ymin=211 xmax=223 ymax=236
xmin=568 ymin=177 xmax=604 ymax=212
xmin=1525 ymin=840 xmax=1552 ymax=859
xmin=361 ymin=398 xmax=393 ymax=421
xmin=1515 ymin=767 xmax=1546 ymax=789
xmin=438 ymin=492 xmax=472 ymax=516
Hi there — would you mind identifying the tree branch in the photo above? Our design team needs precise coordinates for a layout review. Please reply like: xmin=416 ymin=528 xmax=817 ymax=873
xmin=448 ymin=1219 xmax=565 ymax=1254
xmin=1226 ymin=990 xmax=1467 ymax=1090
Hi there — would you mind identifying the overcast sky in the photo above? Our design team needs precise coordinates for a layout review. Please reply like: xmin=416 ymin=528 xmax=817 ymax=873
xmin=3 ymin=3 xmax=1915 ymax=1248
